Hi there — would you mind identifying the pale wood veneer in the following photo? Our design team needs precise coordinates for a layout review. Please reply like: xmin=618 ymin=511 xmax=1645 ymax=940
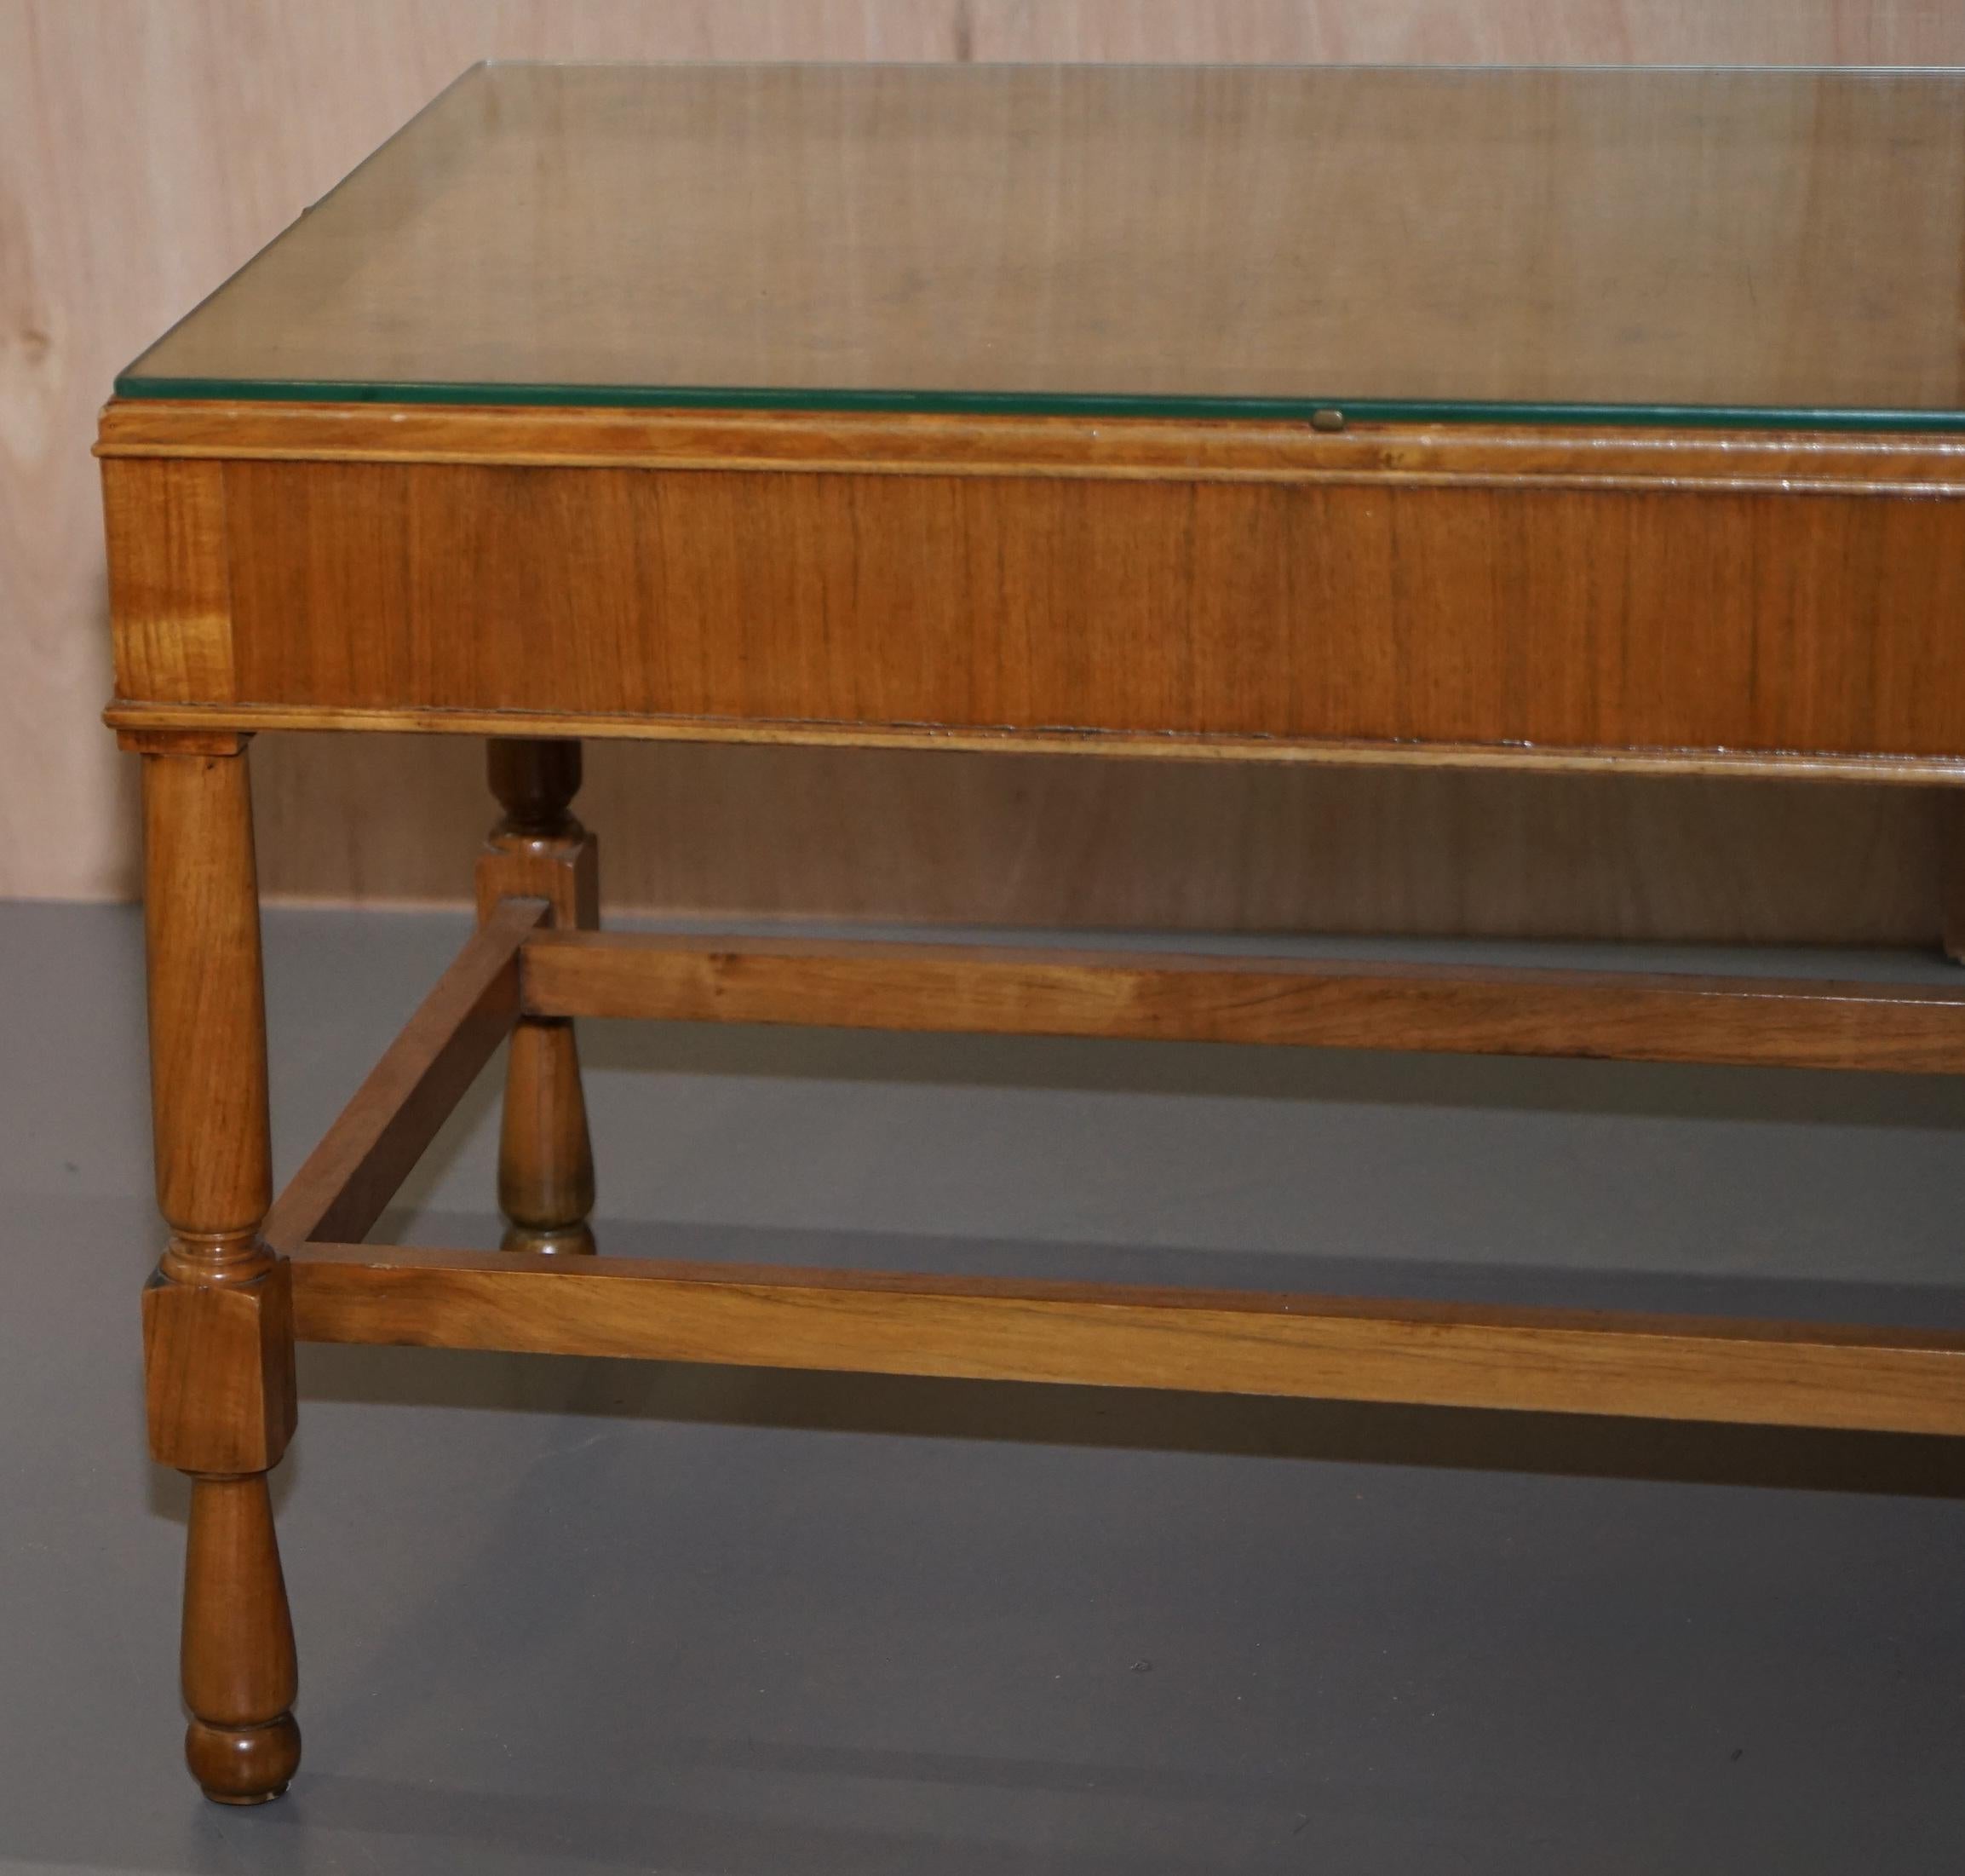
xmin=100 ymin=403 xmax=1965 ymax=774
xmin=287 ymin=1246 xmax=1965 ymax=1439
xmin=519 ymin=929 xmax=1965 ymax=1075
xmin=136 ymin=739 xmax=300 ymax=1805
xmin=91 ymin=34 xmax=1965 ymax=1823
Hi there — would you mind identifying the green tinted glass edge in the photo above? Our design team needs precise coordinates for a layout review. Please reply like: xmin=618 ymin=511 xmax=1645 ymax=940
xmin=110 ymin=372 xmax=1965 ymax=434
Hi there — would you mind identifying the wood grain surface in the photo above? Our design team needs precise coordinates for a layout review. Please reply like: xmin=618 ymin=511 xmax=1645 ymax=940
xmin=163 ymin=447 xmax=1963 ymax=762
xmin=288 ymin=1243 xmax=1965 ymax=1436
xmin=101 ymin=401 xmax=1965 ymax=489
xmin=135 ymin=737 xmax=302 ymax=1805
xmin=96 ymin=403 xmax=1965 ymax=916
xmin=16 ymin=3 xmax=1965 ymax=925
xmin=518 ymin=928 xmax=1965 ymax=1073
xmin=478 ymin=743 xmax=599 ymax=1257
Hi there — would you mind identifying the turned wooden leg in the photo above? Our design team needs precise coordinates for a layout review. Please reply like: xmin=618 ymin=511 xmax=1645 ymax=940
xmin=181 ymin=1476 xmax=300 ymax=1803
xmin=137 ymin=735 xmax=300 ymax=1804
xmin=479 ymin=738 xmax=599 ymax=1255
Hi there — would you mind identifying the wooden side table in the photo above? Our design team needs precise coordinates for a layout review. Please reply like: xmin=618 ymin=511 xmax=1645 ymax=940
xmin=100 ymin=62 xmax=1965 ymax=1805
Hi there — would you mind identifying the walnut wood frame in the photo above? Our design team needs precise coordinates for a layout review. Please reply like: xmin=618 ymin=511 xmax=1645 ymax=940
xmin=237 ymin=905 xmax=1965 ymax=1443
xmin=102 ymin=395 xmax=1965 ymax=1804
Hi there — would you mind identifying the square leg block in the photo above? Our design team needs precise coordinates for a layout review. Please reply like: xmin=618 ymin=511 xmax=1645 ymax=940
xmin=143 ymin=1261 xmax=297 ymax=1475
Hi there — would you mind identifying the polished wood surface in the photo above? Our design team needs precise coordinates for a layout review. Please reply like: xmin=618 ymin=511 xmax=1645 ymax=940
xmin=519 ymin=929 xmax=1965 ymax=1074
xmin=261 ymin=895 xmax=546 ymax=1254
xmin=475 ymin=739 xmax=600 ymax=926
xmin=496 ymin=1018 xmax=597 ymax=1254
xmin=139 ymin=744 xmax=273 ymax=1268
xmin=135 ymin=741 xmax=300 ymax=1804
xmin=288 ymin=1245 xmax=1965 ymax=1438
xmin=99 ymin=406 xmax=1965 ymax=770
xmin=23 ymin=4 xmax=1965 ymax=911
xmin=140 ymin=1260 xmax=296 ymax=1482
xmin=181 ymin=1476 xmax=301 ymax=1806
xmin=210 ymin=459 xmax=1965 ymax=755
xmin=101 ymin=459 xmax=233 ymax=706
xmin=479 ymin=741 xmax=599 ymax=1255
xmin=100 ymin=397 xmax=1965 ymax=484
xmin=100 ymin=48 xmax=1965 ymax=1810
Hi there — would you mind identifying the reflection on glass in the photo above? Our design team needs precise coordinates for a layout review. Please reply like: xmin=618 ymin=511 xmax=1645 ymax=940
xmin=122 ymin=62 xmax=1965 ymax=428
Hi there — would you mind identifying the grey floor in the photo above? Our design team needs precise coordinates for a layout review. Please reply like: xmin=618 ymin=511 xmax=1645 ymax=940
xmin=5 ymin=900 xmax=1965 ymax=1874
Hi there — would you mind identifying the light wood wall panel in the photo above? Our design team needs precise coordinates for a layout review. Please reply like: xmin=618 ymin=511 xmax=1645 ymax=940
xmin=9 ymin=1 xmax=1965 ymax=944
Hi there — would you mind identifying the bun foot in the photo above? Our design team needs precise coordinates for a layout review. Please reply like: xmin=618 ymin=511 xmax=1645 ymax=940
xmin=500 ymin=1219 xmax=597 ymax=1256
xmin=187 ymin=1714 xmax=302 ymax=1805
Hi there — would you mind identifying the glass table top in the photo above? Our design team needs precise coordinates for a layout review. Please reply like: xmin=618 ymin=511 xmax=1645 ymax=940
xmin=118 ymin=61 xmax=1965 ymax=430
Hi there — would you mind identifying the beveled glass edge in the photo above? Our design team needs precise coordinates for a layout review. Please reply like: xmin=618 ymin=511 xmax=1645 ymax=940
xmin=109 ymin=373 xmax=1965 ymax=433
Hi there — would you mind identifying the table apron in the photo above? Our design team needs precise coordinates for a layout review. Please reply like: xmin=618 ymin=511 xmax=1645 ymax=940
xmin=102 ymin=452 xmax=1965 ymax=764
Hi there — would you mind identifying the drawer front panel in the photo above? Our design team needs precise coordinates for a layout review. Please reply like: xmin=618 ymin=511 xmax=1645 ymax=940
xmin=202 ymin=457 xmax=1965 ymax=759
